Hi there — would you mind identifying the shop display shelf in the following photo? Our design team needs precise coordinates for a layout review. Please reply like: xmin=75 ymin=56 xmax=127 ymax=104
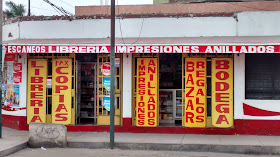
xmin=175 ymin=117 xmax=182 ymax=120
xmin=81 ymin=106 xmax=94 ymax=108
xmin=78 ymin=62 xmax=97 ymax=123
xmin=80 ymin=116 xmax=96 ymax=118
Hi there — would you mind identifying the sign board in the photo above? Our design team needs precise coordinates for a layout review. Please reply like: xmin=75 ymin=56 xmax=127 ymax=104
xmin=103 ymin=77 xmax=110 ymax=91
xmin=13 ymin=85 xmax=20 ymax=107
xmin=212 ymin=58 xmax=233 ymax=128
xmin=47 ymin=78 xmax=52 ymax=89
xmin=101 ymin=62 xmax=110 ymax=76
xmin=13 ymin=63 xmax=22 ymax=84
xmin=184 ymin=58 xmax=207 ymax=127
xmin=52 ymin=59 xmax=72 ymax=125
xmin=103 ymin=96 xmax=111 ymax=111
xmin=5 ymin=54 xmax=17 ymax=61
xmin=136 ymin=58 xmax=158 ymax=127
xmin=115 ymin=58 xmax=120 ymax=68
xmin=5 ymin=45 xmax=280 ymax=53
xmin=27 ymin=59 xmax=47 ymax=124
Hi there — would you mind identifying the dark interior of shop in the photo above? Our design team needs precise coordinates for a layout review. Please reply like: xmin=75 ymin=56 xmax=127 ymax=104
xmin=159 ymin=54 xmax=182 ymax=126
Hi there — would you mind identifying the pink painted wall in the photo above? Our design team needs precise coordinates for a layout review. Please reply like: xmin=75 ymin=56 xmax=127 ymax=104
xmin=75 ymin=1 xmax=280 ymax=16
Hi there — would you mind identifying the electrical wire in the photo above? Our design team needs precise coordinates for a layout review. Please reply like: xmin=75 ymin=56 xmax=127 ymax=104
xmin=42 ymin=0 xmax=74 ymax=16
xmin=117 ymin=0 xmax=145 ymax=46
xmin=130 ymin=18 xmax=145 ymax=46
xmin=57 ymin=0 xmax=75 ymax=8
xmin=50 ymin=5 xmax=62 ymax=15
xmin=31 ymin=6 xmax=57 ymax=12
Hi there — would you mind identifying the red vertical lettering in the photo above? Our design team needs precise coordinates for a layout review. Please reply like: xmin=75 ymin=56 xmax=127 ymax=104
xmin=30 ymin=116 xmax=42 ymax=122
xmin=56 ymin=67 xmax=68 ymax=74
xmin=216 ymin=60 xmax=229 ymax=69
xmin=30 ymin=100 xmax=43 ymax=107
xmin=31 ymin=61 xmax=43 ymax=68
xmin=55 ymin=113 xmax=68 ymax=121
xmin=35 ymin=69 xmax=40 ymax=75
xmin=186 ymin=62 xmax=194 ymax=72
xmin=59 ymin=95 xmax=64 ymax=102
xmin=185 ymin=112 xmax=194 ymax=123
xmin=34 ymin=108 xmax=40 ymax=114
xmin=55 ymin=85 xmax=68 ymax=93
xmin=216 ymin=115 xmax=229 ymax=124
xmin=197 ymin=61 xmax=205 ymax=68
xmin=31 ymin=77 xmax=43 ymax=83
xmin=216 ymin=82 xmax=229 ymax=91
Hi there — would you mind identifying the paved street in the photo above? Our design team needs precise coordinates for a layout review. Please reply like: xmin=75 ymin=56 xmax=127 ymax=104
xmin=6 ymin=148 xmax=280 ymax=157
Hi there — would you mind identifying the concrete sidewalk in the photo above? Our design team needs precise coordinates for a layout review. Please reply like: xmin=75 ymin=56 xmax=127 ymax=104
xmin=2 ymin=127 xmax=280 ymax=156
xmin=0 ymin=127 xmax=28 ymax=157
xmin=67 ymin=132 xmax=280 ymax=155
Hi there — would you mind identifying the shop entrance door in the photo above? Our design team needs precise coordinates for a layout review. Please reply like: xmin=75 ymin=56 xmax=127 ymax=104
xmin=182 ymin=54 xmax=234 ymax=128
xmin=77 ymin=62 xmax=97 ymax=124
xmin=132 ymin=54 xmax=159 ymax=127
xmin=158 ymin=54 xmax=182 ymax=126
xmin=96 ymin=54 xmax=123 ymax=125
xmin=27 ymin=54 xmax=76 ymax=125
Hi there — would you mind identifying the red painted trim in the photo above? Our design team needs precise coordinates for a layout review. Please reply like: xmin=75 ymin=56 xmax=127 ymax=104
xmin=123 ymin=118 xmax=132 ymax=127
xmin=2 ymin=114 xmax=28 ymax=130
xmin=66 ymin=119 xmax=280 ymax=135
xmin=243 ymin=103 xmax=280 ymax=116
xmin=3 ymin=116 xmax=280 ymax=135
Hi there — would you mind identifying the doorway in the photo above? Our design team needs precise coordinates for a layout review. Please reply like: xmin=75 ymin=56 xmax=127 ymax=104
xmin=76 ymin=54 xmax=97 ymax=124
xmin=132 ymin=53 xmax=182 ymax=126
xmin=27 ymin=53 xmax=75 ymax=125
xmin=159 ymin=54 xmax=182 ymax=126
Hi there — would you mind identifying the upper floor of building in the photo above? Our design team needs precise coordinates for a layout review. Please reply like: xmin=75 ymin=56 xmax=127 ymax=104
xmin=3 ymin=1 xmax=280 ymax=42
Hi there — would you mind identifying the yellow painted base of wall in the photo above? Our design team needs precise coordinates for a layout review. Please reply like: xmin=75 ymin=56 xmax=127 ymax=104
xmin=46 ymin=114 xmax=52 ymax=123
xmin=97 ymin=115 xmax=121 ymax=125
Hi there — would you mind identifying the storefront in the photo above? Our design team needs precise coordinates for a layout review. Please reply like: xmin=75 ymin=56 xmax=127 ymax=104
xmin=2 ymin=44 xmax=280 ymax=135
xmin=132 ymin=52 xmax=234 ymax=128
xmin=2 ymin=47 xmax=123 ymax=128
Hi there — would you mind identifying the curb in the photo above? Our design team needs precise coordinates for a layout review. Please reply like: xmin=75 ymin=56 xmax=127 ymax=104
xmin=68 ymin=142 xmax=280 ymax=155
xmin=0 ymin=142 xmax=27 ymax=157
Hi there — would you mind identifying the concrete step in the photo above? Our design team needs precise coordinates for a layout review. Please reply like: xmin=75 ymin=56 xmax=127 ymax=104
xmin=67 ymin=132 xmax=280 ymax=155
xmin=68 ymin=141 xmax=280 ymax=155
xmin=0 ymin=141 xmax=27 ymax=157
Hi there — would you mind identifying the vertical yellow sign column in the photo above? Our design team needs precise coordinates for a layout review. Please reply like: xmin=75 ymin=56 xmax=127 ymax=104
xmin=136 ymin=58 xmax=158 ymax=127
xmin=52 ymin=59 xmax=72 ymax=125
xmin=212 ymin=58 xmax=233 ymax=128
xmin=27 ymin=59 xmax=47 ymax=124
xmin=184 ymin=58 xmax=207 ymax=127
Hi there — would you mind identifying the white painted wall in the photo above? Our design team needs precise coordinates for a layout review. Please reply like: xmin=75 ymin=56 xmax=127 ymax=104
xmin=122 ymin=54 xmax=132 ymax=118
xmin=20 ymin=19 xmax=110 ymax=39
xmin=237 ymin=11 xmax=280 ymax=36
xmin=234 ymin=54 xmax=280 ymax=120
xmin=3 ymin=22 xmax=20 ymax=41
xmin=116 ymin=17 xmax=236 ymax=38
xmin=3 ymin=11 xmax=280 ymax=40
xmin=234 ymin=54 xmax=245 ymax=119
xmin=18 ymin=17 xmax=236 ymax=39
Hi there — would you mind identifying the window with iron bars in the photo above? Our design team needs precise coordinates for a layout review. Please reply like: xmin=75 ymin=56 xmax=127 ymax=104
xmin=246 ymin=54 xmax=280 ymax=99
